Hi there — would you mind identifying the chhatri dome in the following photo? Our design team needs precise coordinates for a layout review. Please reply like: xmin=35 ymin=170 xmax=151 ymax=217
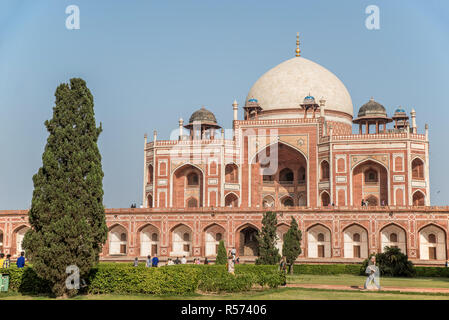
xmin=245 ymin=33 xmax=353 ymax=118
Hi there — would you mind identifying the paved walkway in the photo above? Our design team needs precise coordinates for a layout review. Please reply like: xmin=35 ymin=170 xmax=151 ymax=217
xmin=286 ymin=283 xmax=449 ymax=294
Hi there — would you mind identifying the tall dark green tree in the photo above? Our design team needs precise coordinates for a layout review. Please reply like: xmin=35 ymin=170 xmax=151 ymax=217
xmin=215 ymin=240 xmax=227 ymax=265
xmin=255 ymin=211 xmax=281 ymax=265
xmin=23 ymin=78 xmax=108 ymax=296
xmin=282 ymin=217 xmax=302 ymax=274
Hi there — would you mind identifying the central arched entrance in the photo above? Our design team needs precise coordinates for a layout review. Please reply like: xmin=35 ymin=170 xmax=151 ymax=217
xmin=252 ymin=142 xmax=307 ymax=208
xmin=172 ymin=164 xmax=204 ymax=208
xmin=237 ymin=224 xmax=259 ymax=256
xmin=352 ymin=160 xmax=388 ymax=206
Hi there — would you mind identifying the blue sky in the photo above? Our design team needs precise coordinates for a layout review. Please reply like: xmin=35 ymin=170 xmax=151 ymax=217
xmin=0 ymin=0 xmax=448 ymax=209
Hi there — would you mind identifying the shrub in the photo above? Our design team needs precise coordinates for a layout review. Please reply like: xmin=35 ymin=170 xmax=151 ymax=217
xmin=215 ymin=240 xmax=227 ymax=265
xmin=415 ymin=266 xmax=449 ymax=277
xmin=0 ymin=267 xmax=51 ymax=295
xmin=360 ymin=247 xmax=416 ymax=277
xmin=0 ymin=263 xmax=285 ymax=296
xmin=293 ymin=264 xmax=361 ymax=275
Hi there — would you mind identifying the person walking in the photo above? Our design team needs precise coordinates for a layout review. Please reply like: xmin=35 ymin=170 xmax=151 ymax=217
xmin=174 ymin=257 xmax=180 ymax=265
xmin=145 ymin=255 xmax=152 ymax=267
xmin=279 ymin=256 xmax=287 ymax=274
xmin=204 ymin=257 xmax=209 ymax=265
xmin=181 ymin=256 xmax=187 ymax=264
xmin=152 ymin=255 xmax=159 ymax=267
xmin=364 ymin=256 xmax=381 ymax=290
xmin=0 ymin=253 xmax=4 ymax=268
xmin=16 ymin=252 xmax=25 ymax=268
xmin=226 ymin=254 xmax=235 ymax=275
xmin=133 ymin=257 xmax=139 ymax=267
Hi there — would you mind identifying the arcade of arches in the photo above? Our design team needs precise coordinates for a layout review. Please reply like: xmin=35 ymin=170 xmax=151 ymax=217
xmin=99 ymin=218 xmax=448 ymax=263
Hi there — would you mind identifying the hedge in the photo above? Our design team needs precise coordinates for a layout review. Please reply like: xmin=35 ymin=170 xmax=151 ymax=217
xmin=0 ymin=264 xmax=286 ymax=295
xmin=293 ymin=264 xmax=361 ymax=275
xmin=292 ymin=264 xmax=449 ymax=278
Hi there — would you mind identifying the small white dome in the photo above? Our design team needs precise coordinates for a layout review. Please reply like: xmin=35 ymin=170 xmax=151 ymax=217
xmin=246 ymin=57 xmax=353 ymax=117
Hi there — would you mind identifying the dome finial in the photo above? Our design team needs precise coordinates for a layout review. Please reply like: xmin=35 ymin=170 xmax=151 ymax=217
xmin=296 ymin=32 xmax=301 ymax=57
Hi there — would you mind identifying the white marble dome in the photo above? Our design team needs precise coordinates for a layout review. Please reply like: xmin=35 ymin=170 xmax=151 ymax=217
xmin=246 ymin=57 xmax=353 ymax=117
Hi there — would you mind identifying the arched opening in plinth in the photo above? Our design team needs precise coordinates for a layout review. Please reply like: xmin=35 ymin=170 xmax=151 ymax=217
xmin=204 ymin=223 xmax=226 ymax=257
xmin=109 ymin=224 xmax=128 ymax=255
xmin=307 ymin=224 xmax=332 ymax=258
xmin=0 ymin=229 xmax=3 ymax=253
xmin=171 ymin=224 xmax=193 ymax=257
xmin=419 ymin=224 xmax=446 ymax=260
xmin=343 ymin=224 xmax=368 ymax=259
xmin=139 ymin=224 xmax=160 ymax=257
xmin=380 ymin=224 xmax=407 ymax=253
xmin=275 ymin=224 xmax=290 ymax=254
xmin=237 ymin=224 xmax=259 ymax=256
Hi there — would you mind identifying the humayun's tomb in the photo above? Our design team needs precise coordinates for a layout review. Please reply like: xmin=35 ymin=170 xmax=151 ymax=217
xmin=1 ymin=35 xmax=448 ymax=265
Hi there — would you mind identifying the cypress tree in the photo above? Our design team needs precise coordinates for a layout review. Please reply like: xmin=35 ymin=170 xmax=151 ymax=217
xmin=255 ymin=211 xmax=281 ymax=265
xmin=215 ymin=240 xmax=227 ymax=265
xmin=23 ymin=78 xmax=108 ymax=296
xmin=282 ymin=217 xmax=302 ymax=274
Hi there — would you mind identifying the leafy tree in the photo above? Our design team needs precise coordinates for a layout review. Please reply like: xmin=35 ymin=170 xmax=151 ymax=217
xmin=23 ymin=78 xmax=108 ymax=297
xmin=255 ymin=211 xmax=281 ymax=265
xmin=282 ymin=217 xmax=302 ymax=274
xmin=361 ymin=246 xmax=415 ymax=277
xmin=215 ymin=240 xmax=227 ymax=265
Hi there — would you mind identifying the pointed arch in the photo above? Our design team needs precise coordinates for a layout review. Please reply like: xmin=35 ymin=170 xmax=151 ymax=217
xmin=171 ymin=163 xmax=205 ymax=208
xmin=307 ymin=223 xmax=332 ymax=258
xmin=236 ymin=223 xmax=260 ymax=256
xmin=12 ymin=225 xmax=29 ymax=257
xmin=419 ymin=223 xmax=447 ymax=260
xmin=139 ymin=224 xmax=160 ymax=257
xmin=379 ymin=223 xmax=407 ymax=253
xmin=170 ymin=223 xmax=193 ymax=257
xmin=108 ymin=224 xmax=128 ymax=255
xmin=224 ymin=192 xmax=239 ymax=207
xmin=351 ymin=158 xmax=390 ymax=206
xmin=204 ymin=223 xmax=226 ymax=256
xmin=320 ymin=190 xmax=330 ymax=207
xmin=412 ymin=190 xmax=426 ymax=206
xmin=342 ymin=223 xmax=369 ymax=259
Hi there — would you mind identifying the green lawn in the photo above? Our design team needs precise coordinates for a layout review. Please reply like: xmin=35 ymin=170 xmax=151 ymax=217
xmin=1 ymin=287 xmax=449 ymax=300
xmin=1 ymin=274 xmax=448 ymax=300
xmin=287 ymin=274 xmax=449 ymax=289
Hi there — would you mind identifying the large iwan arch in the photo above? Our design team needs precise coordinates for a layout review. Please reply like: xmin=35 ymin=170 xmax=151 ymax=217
xmin=251 ymin=142 xmax=308 ymax=208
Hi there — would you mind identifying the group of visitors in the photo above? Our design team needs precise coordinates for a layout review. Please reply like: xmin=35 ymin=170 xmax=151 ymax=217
xmin=133 ymin=255 xmax=216 ymax=266
xmin=0 ymin=251 xmax=26 ymax=269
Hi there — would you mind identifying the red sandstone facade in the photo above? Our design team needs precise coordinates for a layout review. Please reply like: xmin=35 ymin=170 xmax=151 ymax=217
xmin=0 ymin=44 xmax=445 ymax=265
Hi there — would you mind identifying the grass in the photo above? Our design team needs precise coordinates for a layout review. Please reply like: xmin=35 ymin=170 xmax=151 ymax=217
xmin=1 ymin=274 xmax=448 ymax=300
xmin=1 ymin=287 xmax=449 ymax=300
xmin=287 ymin=274 xmax=449 ymax=289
